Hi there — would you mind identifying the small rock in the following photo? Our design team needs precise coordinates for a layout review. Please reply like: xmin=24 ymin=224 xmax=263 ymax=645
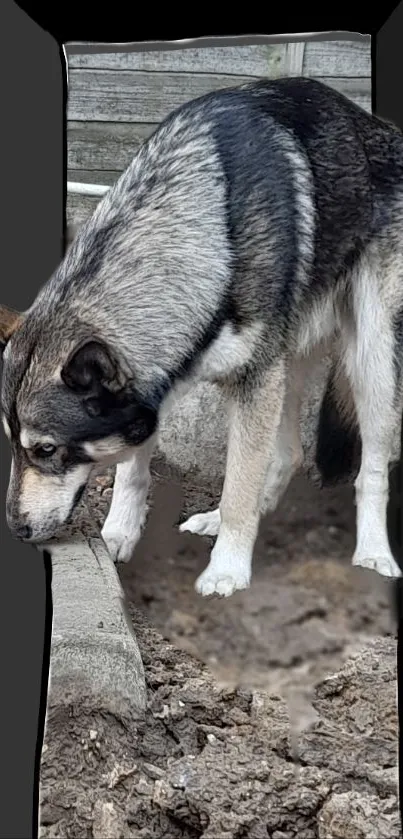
xmin=92 ymin=801 xmax=126 ymax=839
xmin=154 ymin=704 xmax=170 ymax=719
xmin=89 ymin=730 xmax=97 ymax=741
xmin=153 ymin=779 xmax=173 ymax=806
xmin=134 ymin=776 xmax=153 ymax=795
xmin=142 ymin=762 xmax=165 ymax=780
xmin=107 ymin=763 xmax=137 ymax=789
xmin=95 ymin=475 xmax=113 ymax=488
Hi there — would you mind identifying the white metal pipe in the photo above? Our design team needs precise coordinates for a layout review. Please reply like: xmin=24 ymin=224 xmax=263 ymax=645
xmin=67 ymin=181 xmax=111 ymax=197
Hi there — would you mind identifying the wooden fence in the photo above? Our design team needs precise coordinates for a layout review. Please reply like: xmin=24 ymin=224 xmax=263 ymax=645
xmin=65 ymin=39 xmax=371 ymax=228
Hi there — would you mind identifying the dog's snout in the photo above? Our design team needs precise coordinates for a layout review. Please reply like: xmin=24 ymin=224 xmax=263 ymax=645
xmin=7 ymin=506 xmax=33 ymax=540
xmin=6 ymin=494 xmax=21 ymax=536
xmin=15 ymin=523 xmax=33 ymax=541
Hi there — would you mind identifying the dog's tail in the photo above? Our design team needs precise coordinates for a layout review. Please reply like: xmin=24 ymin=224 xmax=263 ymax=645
xmin=314 ymin=360 xmax=362 ymax=487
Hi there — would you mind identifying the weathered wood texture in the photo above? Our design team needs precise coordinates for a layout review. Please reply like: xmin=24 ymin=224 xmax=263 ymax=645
xmin=66 ymin=40 xmax=371 ymax=226
xmin=68 ymin=71 xmax=370 ymax=125
xmin=66 ymin=40 xmax=370 ymax=77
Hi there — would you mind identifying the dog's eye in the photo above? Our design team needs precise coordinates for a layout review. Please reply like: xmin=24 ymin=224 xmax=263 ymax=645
xmin=33 ymin=444 xmax=57 ymax=459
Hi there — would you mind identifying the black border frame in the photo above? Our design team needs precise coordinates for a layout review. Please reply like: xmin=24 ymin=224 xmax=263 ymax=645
xmin=1 ymin=4 xmax=402 ymax=836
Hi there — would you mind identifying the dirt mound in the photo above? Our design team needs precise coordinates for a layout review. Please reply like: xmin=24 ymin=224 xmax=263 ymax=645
xmin=40 ymin=619 xmax=399 ymax=839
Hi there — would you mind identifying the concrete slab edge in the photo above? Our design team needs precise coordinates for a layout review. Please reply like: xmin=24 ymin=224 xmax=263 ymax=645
xmin=45 ymin=537 xmax=146 ymax=719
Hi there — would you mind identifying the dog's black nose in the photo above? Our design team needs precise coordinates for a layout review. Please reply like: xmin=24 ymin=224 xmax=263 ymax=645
xmin=16 ymin=524 xmax=32 ymax=541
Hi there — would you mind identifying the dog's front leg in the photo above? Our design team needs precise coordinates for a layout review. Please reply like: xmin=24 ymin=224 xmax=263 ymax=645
xmin=195 ymin=359 xmax=286 ymax=597
xmin=101 ymin=436 xmax=156 ymax=563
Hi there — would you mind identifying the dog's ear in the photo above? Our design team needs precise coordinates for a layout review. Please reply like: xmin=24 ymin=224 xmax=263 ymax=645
xmin=61 ymin=339 xmax=127 ymax=414
xmin=0 ymin=305 xmax=24 ymax=351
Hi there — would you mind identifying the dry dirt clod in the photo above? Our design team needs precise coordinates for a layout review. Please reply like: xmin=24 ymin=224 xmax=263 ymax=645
xmin=106 ymin=763 xmax=138 ymax=790
xmin=92 ymin=801 xmax=126 ymax=839
xmin=317 ymin=791 xmax=401 ymax=839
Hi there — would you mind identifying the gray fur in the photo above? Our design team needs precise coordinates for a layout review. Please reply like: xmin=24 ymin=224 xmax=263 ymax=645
xmin=1 ymin=77 xmax=403 ymax=594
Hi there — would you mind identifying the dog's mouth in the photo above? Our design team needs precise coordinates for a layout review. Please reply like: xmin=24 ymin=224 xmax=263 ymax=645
xmin=14 ymin=523 xmax=56 ymax=545
xmin=11 ymin=483 xmax=88 ymax=545
xmin=50 ymin=482 xmax=88 ymax=536
xmin=70 ymin=483 xmax=87 ymax=516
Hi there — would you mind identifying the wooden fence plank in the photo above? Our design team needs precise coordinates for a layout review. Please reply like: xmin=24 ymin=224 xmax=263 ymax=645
xmin=66 ymin=44 xmax=284 ymax=76
xmin=67 ymin=69 xmax=371 ymax=124
xmin=66 ymin=40 xmax=371 ymax=78
xmin=303 ymin=39 xmax=371 ymax=77
xmin=67 ymin=121 xmax=154 ymax=171
xmin=67 ymin=193 xmax=100 ymax=227
xmin=67 ymin=69 xmax=261 ymax=123
xmin=67 ymin=168 xmax=121 ymax=186
xmin=284 ymin=42 xmax=306 ymax=76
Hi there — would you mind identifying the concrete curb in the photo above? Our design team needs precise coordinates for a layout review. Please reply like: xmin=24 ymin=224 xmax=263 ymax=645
xmin=46 ymin=537 xmax=146 ymax=719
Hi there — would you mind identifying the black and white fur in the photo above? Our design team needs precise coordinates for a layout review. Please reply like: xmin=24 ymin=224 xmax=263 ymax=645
xmin=1 ymin=77 xmax=402 ymax=596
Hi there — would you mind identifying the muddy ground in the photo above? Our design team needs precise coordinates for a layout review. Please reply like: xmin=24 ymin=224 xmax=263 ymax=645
xmin=40 ymin=466 xmax=400 ymax=838
xmin=74 ymin=463 xmax=397 ymax=726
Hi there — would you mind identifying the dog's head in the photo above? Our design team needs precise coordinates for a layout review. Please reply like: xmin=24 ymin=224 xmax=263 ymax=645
xmin=0 ymin=305 xmax=158 ymax=543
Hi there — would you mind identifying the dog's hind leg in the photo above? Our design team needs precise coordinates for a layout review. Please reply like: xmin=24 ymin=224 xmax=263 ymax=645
xmin=101 ymin=435 xmax=156 ymax=563
xmin=179 ymin=391 xmax=301 ymax=539
xmin=260 ymin=353 xmax=312 ymax=513
xmin=195 ymin=358 xmax=286 ymax=597
xmin=343 ymin=261 xmax=402 ymax=578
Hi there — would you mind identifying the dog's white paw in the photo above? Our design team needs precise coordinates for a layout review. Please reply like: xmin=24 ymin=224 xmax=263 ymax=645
xmin=179 ymin=508 xmax=221 ymax=537
xmin=195 ymin=552 xmax=251 ymax=597
xmin=195 ymin=565 xmax=250 ymax=597
xmin=101 ymin=522 xmax=142 ymax=564
xmin=352 ymin=550 xmax=402 ymax=578
xmin=195 ymin=527 xmax=253 ymax=598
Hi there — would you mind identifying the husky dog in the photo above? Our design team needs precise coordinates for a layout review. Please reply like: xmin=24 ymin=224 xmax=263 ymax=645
xmin=1 ymin=77 xmax=402 ymax=596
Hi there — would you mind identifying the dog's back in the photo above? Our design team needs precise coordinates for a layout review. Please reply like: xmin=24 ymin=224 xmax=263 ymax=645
xmin=175 ymin=78 xmax=403 ymax=486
